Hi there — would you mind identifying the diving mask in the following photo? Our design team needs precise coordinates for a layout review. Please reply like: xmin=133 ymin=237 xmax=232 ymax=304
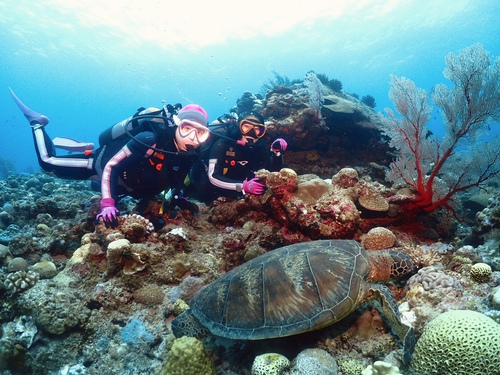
xmin=240 ymin=117 xmax=266 ymax=139
xmin=176 ymin=119 xmax=210 ymax=151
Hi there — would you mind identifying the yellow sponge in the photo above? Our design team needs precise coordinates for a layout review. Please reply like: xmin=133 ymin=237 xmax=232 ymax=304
xmin=163 ymin=336 xmax=215 ymax=375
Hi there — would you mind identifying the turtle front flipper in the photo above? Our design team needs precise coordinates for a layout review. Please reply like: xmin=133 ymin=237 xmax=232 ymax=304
xmin=171 ymin=309 xmax=211 ymax=339
xmin=401 ymin=325 xmax=416 ymax=365
xmin=369 ymin=284 xmax=415 ymax=365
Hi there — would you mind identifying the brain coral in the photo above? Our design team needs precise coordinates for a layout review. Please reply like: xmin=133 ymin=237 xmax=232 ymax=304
xmin=411 ymin=310 xmax=500 ymax=375
xmin=406 ymin=266 xmax=461 ymax=291
xmin=361 ymin=227 xmax=396 ymax=250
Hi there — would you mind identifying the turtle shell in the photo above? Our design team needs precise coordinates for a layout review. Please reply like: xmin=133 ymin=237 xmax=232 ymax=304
xmin=190 ymin=239 xmax=370 ymax=339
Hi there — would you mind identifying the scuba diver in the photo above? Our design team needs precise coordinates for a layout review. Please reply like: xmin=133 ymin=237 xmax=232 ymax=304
xmin=190 ymin=112 xmax=287 ymax=202
xmin=10 ymin=88 xmax=210 ymax=228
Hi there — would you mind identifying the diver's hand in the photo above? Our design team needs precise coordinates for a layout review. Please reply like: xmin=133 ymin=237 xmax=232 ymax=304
xmin=242 ymin=178 xmax=266 ymax=195
xmin=174 ymin=197 xmax=199 ymax=214
xmin=168 ymin=189 xmax=199 ymax=214
xmin=96 ymin=198 xmax=119 ymax=228
xmin=271 ymin=138 xmax=287 ymax=155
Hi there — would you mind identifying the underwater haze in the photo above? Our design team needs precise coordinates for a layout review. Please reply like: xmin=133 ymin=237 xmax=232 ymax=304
xmin=1 ymin=0 xmax=499 ymax=174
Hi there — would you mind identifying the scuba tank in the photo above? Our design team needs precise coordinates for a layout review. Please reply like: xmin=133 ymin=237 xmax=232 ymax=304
xmin=98 ymin=106 xmax=180 ymax=147
xmin=98 ymin=115 xmax=135 ymax=147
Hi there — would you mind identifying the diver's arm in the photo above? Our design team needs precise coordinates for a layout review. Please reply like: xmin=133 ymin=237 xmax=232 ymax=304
xmin=207 ymin=159 xmax=243 ymax=192
xmin=267 ymin=151 xmax=284 ymax=172
xmin=100 ymin=147 xmax=132 ymax=200
xmin=100 ymin=131 xmax=156 ymax=199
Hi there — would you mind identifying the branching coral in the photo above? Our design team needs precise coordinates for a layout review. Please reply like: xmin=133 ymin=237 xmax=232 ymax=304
xmin=401 ymin=243 xmax=442 ymax=268
xmin=382 ymin=43 xmax=500 ymax=214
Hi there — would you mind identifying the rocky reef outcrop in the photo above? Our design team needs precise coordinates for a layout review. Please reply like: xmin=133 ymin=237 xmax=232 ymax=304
xmin=231 ymin=81 xmax=393 ymax=180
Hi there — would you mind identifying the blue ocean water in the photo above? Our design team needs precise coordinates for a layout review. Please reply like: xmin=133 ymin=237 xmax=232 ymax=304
xmin=0 ymin=0 xmax=499 ymax=173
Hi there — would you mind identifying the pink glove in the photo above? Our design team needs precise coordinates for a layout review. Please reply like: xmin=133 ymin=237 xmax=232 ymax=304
xmin=96 ymin=198 xmax=119 ymax=228
xmin=242 ymin=178 xmax=266 ymax=195
xmin=271 ymin=138 xmax=287 ymax=155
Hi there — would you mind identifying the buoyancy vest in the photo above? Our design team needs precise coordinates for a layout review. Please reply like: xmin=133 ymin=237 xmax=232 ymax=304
xmin=94 ymin=107 xmax=177 ymax=188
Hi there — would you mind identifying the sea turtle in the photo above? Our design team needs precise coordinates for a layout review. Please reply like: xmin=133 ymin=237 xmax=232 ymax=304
xmin=171 ymin=239 xmax=416 ymax=363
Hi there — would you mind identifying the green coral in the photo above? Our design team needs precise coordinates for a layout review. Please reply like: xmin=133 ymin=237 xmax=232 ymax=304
xmin=251 ymin=353 xmax=290 ymax=375
xmin=163 ymin=336 xmax=215 ymax=375
xmin=411 ymin=310 xmax=500 ymax=374
xmin=338 ymin=358 xmax=366 ymax=375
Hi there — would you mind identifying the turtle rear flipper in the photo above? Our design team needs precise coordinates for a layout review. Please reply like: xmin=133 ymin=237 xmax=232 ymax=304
xmin=369 ymin=284 xmax=415 ymax=364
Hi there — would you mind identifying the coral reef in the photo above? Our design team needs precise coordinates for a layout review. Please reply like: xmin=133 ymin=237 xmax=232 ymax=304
xmin=0 ymin=56 xmax=499 ymax=374
xmin=0 ymin=169 xmax=497 ymax=373
xmin=261 ymin=72 xmax=391 ymax=173
xmin=411 ymin=310 xmax=500 ymax=374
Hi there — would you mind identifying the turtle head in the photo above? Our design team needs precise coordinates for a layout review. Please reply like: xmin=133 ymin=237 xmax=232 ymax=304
xmin=171 ymin=309 xmax=210 ymax=339
xmin=368 ymin=250 xmax=415 ymax=282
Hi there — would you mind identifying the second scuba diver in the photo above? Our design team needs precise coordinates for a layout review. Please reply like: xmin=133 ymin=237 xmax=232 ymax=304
xmin=191 ymin=112 xmax=287 ymax=202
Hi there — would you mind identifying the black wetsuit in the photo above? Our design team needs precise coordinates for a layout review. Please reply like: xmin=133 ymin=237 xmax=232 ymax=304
xmin=33 ymin=122 xmax=196 ymax=202
xmin=191 ymin=137 xmax=283 ymax=202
